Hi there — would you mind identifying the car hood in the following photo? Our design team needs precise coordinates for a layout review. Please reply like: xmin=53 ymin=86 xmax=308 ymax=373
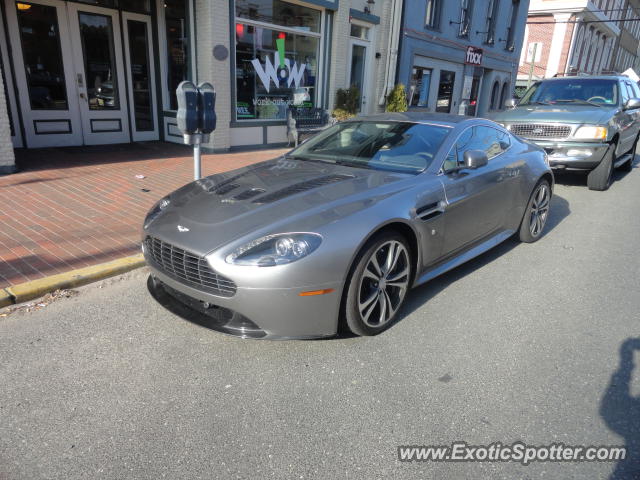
xmin=490 ymin=105 xmax=613 ymax=125
xmin=145 ymin=157 xmax=414 ymax=256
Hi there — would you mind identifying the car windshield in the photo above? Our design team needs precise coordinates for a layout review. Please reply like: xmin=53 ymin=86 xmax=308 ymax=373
xmin=519 ymin=79 xmax=618 ymax=106
xmin=289 ymin=121 xmax=451 ymax=174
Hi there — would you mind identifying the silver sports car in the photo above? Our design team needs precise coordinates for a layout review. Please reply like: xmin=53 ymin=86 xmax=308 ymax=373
xmin=143 ymin=113 xmax=553 ymax=339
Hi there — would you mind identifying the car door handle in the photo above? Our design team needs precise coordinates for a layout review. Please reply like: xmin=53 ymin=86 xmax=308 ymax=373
xmin=416 ymin=200 xmax=446 ymax=220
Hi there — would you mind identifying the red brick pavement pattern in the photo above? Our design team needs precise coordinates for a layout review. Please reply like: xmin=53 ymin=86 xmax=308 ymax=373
xmin=0 ymin=142 xmax=288 ymax=288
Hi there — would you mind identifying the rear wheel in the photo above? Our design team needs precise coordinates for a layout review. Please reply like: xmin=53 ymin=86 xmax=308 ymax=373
xmin=343 ymin=233 xmax=412 ymax=336
xmin=518 ymin=179 xmax=551 ymax=243
xmin=587 ymin=143 xmax=615 ymax=191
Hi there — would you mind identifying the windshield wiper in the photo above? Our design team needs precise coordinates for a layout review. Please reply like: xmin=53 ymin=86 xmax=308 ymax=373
xmin=528 ymin=101 xmax=551 ymax=105
xmin=554 ymin=99 xmax=602 ymax=107
xmin=334 ymin=159 xmax=376 ymax=170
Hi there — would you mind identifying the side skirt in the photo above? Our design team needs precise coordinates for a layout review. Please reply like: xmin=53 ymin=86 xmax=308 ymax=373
xmin=413 ymin=229 xmax=516 ymax=287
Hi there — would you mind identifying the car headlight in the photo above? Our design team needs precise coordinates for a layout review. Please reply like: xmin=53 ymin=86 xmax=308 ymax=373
xmin=574 ymin=126 xmax=608 ymax=140
xmin=143 ymin=196 xmax=170 ymax=228
xmin=225 ymin=233 xmax=322 ymax=266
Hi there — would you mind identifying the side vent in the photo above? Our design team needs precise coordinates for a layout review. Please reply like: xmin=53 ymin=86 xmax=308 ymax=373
xmin=252 ymin=174 xmax=354 ymax=204
xmin=416 ymin=201 xmax=445 ymax=221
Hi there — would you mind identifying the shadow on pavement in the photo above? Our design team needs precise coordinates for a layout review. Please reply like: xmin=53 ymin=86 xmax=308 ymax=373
xmin=600 ymin=338 xmax=640 ymax=479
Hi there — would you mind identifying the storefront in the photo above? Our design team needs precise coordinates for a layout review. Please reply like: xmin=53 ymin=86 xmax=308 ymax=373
xmin=0 ymin=0 xmax=196 ymax=149
xmin=0 ymin=0 xmax=391 ymax=165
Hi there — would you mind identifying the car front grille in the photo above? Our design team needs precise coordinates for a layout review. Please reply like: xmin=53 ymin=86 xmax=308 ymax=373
xmin=144 ymin=236 xmax=237 ymax=297
xmin=510 ymin=124 xmax=572 ymax=139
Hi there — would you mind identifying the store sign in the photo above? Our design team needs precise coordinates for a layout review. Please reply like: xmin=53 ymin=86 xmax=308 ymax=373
xmin=465 ymin=46 xmax=483 ymax=66
xmin=250 ymin=38 xmax=307 ymax=93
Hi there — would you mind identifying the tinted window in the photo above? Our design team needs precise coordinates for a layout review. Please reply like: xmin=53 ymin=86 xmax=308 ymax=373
xmin=442 ymin=126 xmax=510 ymax=171
xmin=291 ymin=121 xmax=452 ymax=174
xmin=630 ymin=82 xmax=640 ymax=98
xmin=520 ymin=79 xmax=618 ymax=106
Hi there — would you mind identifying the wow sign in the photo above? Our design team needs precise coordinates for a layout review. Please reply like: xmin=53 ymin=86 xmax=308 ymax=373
xmin=251 ymin=38 xmax=307 ymax=93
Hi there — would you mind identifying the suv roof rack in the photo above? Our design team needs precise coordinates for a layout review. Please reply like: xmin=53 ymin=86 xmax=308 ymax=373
xmin=553 ymin=70 xmax=625 ymax=77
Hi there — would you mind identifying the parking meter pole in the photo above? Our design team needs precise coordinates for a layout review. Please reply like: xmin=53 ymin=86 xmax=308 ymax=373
xmin=194 ymin=141 xmax=201 ymax=180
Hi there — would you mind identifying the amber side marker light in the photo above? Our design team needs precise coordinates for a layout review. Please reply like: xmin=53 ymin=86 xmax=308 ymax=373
xmin=299 ymin=288 xmax=335 ymax=296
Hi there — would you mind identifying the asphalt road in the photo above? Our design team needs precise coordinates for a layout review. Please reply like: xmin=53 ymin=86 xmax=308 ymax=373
xmin=1 ymin=164 xmax=640 ymax=480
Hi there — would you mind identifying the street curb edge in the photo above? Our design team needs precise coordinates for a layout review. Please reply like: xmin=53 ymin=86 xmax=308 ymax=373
xmin=2 ymin=254 xmax=146 ymax=307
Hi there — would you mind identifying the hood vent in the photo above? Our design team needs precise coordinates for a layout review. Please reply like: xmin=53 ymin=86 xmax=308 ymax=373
xmin=252 ymin=174 xmax=354 ymax=204
xmin=233 ymin=188 xmax=266 ymax=200
xmin=208 ymin=163 xmax=275 ymax=194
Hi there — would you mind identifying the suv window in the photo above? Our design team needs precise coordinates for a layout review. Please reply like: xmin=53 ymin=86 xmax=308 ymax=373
xmin=520 ymin=78 xmax=618 ymax=106
xmin=442 ymin=126 xmax=510 ymax=171
xmin=621 ymin=82 xmax=631 ymax=103
xmin=629 ymin=81 xmax=640 ymax=98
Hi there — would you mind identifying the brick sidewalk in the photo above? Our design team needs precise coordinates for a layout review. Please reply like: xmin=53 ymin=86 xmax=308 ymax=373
xmin=0 ymin=142 xmax=288 ymax=288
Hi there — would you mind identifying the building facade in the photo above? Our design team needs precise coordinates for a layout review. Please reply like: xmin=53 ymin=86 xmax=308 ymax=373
xmin=396 ymin=0 xmax=530 ymax=118
xmin=0 ymin=0 xmax=397 ymax=173
xmin=517 ymin=0 xmax=640 ymax=92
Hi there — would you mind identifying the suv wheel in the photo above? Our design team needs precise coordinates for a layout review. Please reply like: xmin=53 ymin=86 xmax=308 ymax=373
xmin=587 ymin=143 xmax=615 ymax=191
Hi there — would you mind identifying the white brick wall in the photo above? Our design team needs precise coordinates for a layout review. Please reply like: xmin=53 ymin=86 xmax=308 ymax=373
xmin=0 ymin=61 xmax=16 ymax=172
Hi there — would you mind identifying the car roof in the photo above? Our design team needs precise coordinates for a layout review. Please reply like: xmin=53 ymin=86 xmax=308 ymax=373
xmin=353 ymin=112 xmax=474 ymax=127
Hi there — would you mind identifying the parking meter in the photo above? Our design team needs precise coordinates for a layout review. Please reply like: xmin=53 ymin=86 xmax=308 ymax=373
xmin=176 ymin=81 xmax=198 ymax=138
xmin=197 ymin=82 xmax=216 ymax=141
xmin=176 ymin=80 xmax=218 ymax=180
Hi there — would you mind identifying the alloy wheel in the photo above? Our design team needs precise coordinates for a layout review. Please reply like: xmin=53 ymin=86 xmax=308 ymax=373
xmin=529 ymin=183 xmax=550 ymax=237
xmin=358 ymin=240 xmax=410 ymax=328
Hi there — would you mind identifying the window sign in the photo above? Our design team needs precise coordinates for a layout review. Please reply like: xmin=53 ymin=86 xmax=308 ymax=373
xmin=235 ymin=0 xmax=321 ymax=121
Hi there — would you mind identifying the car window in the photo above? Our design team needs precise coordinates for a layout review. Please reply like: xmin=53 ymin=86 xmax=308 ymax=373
xmin=630 ymin=81 xmax=640 ymax=98
xmin=442 ymin=126 xmax=510 ymax=172
xmin=291 ymin=121 xmax=452 ymax=174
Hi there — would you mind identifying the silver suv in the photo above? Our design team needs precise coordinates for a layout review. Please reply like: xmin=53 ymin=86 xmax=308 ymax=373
xmin=490 ymin=76 xmax=640 ymax=190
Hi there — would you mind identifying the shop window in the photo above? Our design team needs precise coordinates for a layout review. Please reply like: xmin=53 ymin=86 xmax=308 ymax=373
xmin=16 ymin=2 xmax=68 ymax=110
xmin=505 ymin=0 xmax=520 ymax=51
xmin=350 ymin=24 xmax=369 ymax=40
xmin=458 ymin=0 xmax=472 ymax=37
xmin=490 ymin=81 xmax=500 ymax=110
xmin=234 ymin=0 xmax=321 ymax=121
xmin=236 ymin=0 xmax=320 ymax=33
xmin=483 ymin=0 xmax=498 ymax=44
xmin=425 ymin=0 xmax=440 ymax=29
xmin=164 ymin=0 xmax=190 ymax=111
xmin=500 ymin=82 xmax=509 ymax=110
xmin=409 ymin=67 xmax=431 ymax=107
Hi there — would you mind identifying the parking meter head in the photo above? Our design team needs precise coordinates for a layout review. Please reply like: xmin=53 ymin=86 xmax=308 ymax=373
xmin=176 ymin=81 xmax=199 ymax=135
xmin=197 ymin=82 xmax=217 ymax=135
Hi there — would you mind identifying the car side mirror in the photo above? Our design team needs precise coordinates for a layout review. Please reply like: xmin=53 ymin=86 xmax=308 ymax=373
xmin=624 ymin=98 xmax=640 ymax=110
xmin=463 ymin=150 xmax=489 ymax=169
xmin=504 ymin=98 xmax=518 ymax=109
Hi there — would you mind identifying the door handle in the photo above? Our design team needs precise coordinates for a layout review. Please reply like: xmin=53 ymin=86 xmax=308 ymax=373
xmin=79 ymin=93 xmax=85 ymax=99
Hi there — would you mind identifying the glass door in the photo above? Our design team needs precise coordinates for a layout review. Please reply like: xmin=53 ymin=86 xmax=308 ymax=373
xmin=67 ymin=2 xmax=130 ymax=145
xmin=436 ymin=70 xmax=456 ymax=113
xmin=122 ymin=12 xmax=157 ymax=141
xmin=6 ymin=0 xmax=83 ymax=147
xmin=348 ymin=40 xmax=369 ymax=113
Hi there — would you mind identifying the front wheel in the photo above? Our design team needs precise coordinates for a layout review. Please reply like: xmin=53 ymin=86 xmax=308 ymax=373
xmin=343 ymin=233 xmax=412 ymax=336
xmin=587 ymin=144 xmax=614 ymax=191
xmin=518 ymin=179 xmax=551 ymax=243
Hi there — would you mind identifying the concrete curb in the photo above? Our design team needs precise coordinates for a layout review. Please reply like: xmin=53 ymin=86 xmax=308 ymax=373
xmin=0 ymin=254 xmax=146 ymax=308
